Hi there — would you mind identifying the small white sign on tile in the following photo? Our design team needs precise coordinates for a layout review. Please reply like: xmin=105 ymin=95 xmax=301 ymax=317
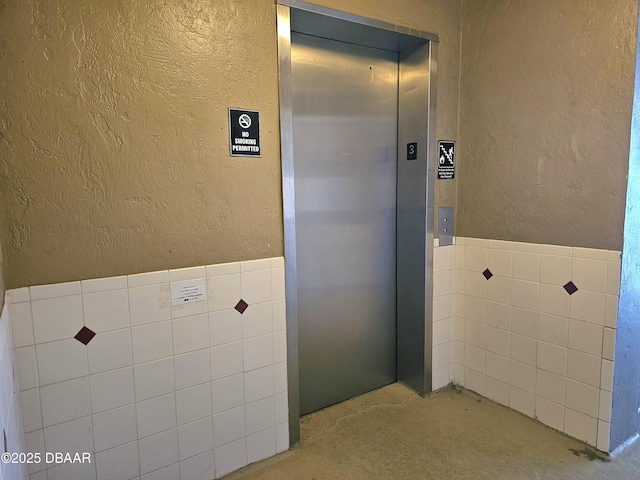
xmin=170 ymin=279 xmax=206 ymax=306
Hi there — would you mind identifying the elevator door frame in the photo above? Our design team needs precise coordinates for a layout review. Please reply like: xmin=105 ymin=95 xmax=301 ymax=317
xmin=277 ymin=0 xmax=438 ymax=446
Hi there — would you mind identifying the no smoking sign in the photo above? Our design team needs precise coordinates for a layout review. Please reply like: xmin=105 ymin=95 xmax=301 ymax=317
xmin=229 ymin=108 xmax=261 ymax=157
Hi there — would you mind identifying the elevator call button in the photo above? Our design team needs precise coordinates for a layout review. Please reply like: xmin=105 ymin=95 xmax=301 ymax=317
xmin=229 ymin=108 xmax=261 ymax=157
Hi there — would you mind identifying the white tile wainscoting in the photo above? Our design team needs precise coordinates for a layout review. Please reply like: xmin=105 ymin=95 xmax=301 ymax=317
xmin=0 ymin=298 xmax=28 ymax=480
xmin=6 ymin=258 xmax=288 ymax=480
xmin=433 ymin=237 xmax=620 ymax=452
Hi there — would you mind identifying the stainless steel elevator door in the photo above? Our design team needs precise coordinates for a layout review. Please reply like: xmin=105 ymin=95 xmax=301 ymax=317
xmin=292 ymin=32 xmax=398 ymax=415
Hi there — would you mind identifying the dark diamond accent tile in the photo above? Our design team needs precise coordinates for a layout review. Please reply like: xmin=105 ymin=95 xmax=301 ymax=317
xmin=564 ymin=281 xmax=579 ymax=295
xmin=235 ymin=299 xmax=249 ymax=314
xmin=74 ymin=326 xmax=96 ymax=345
xmin=483 ymin=268 xmax=493 ymax=280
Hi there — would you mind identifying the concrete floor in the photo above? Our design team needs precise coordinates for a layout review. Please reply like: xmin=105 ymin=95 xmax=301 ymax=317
xmin=224 ymin=383 xmax=640 ymax=480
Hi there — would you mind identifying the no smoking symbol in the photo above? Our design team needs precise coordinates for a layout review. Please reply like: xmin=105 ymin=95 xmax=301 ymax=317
xmin=238 ymin=114 xmax=252 ymax=129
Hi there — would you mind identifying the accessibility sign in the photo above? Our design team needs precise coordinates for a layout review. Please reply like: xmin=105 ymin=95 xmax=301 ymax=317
xmin=438 ymin=140 xmax=455 ymax=179
xmin=229 ymin=108 xmax=261 ymax=157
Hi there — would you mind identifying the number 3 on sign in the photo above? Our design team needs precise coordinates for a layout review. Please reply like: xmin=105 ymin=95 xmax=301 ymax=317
xmin=407 ymin=142 xmax=417 ymax=161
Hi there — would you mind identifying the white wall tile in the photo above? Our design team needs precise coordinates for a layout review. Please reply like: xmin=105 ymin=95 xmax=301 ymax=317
xmin=169 ymin=267 xmax=206 ymax=282
xmin=245 ymin=397 xmax=275 ymax=435
xmin=47 ymin=459 xmax=96 ymax=480
xmin=572 ymin=258 xmax=607 ymax=293
xmin=434 ymin=319 xmax=450 ymax=345
xmin=241 ymin=259 xmax=271 ymax=272
xmin=242 ymin=302 xmax=273 ymax=339
xmin=573 ymin=248 xmax=608 ymax=261
xmin=466 ymin=238 xmax=488 ymax=248
xmin=510 ymin=360 xmax=536 ymax=394
xmin=454 ymin=245 xmax=466 ymax=270
xmin=274 ymin=363 xmax=288 ymax=397
xmin=604 ymin=295 xmax=618 ymax=328
xmin=170 ymin=285 xmax=208 ymax=319
xmin=245 ymin=366 xmax=274 ymax=404
xmin=538 ymin=313 xmax=569 ymax=347
xmin=138 ymin=428 xmax=179 ymax=475
xmin=43 ymin=415 xmax=93 ymax=458
xmin=134 ymin=358 xmax=175 ymax=402
xmin=141 ymin=463 xmax=179 ymax=480
xmin=566 ymin=350 xmax=601 ymax=388
xmin=511 ymin=280 xmax=539 ymax=311
xmin=433 ymin=295 xmax=450 ymax=323
xmin=40 ymin=377 xmax=91 ymax=427
xmin=272 ymin=267 xmax=285 ymax=300
xmin=176 ymin=383 xmax=212 ymax=426
xmin=83 ymin=289 xmax=130 ymax=332
xmin=487 ymin=301 xmax=510 ymax=331
xmin=206 ymin=262 xmax=240 ymax=277
xmin=19 ymin=388 xmax=42 ymax=433
xmin=432 ymin=366 xmax=450 ymax=390
xmin=211 ymin=341 xmax=243 ymax=380
xmin=87 ymin=328 xmax=133 ymax=375
xmin=31 ymin=295 xmax=83 ymax=344
xmin=607 ymin=261 xmax=621 ymax=295
xmin=485 ymin=377 xmax=509 ymax=406
xmin=137 ymin=393 xmax=176 ymax=439
xmin=36 ymin=339 xmax=88 ymax=385
xmin=565 ymin=380 xmax=599 ymax=418
xmin=535 ymin=397 xmax=564 ymax=432
xmin=513 ymin=242 xmax=541 ymax=254
xmin=244 ymin=334 xmax=274 ymax=372
xmin=541 ymin=244 xmax=572 ymax=257
xmin=486 ymin=353 xmax=510 ymax=383
xmin=486 ymin=327 xmax=510 ymax=357
xmin=174 ymin=349 xmax=210 ymax=391
xmin=128 ymin=270 xmax=169 ymax=288
xmin=15 ymin=346 xmax=39 ymax=390
xmin=82 ymin=275 xmax=128 ymax=294
xmin=247 ymin=427 xmax=276 ymax=464
xmin=132 ymin=321 xmax=173 ymax=364
xmin=539 ymin=284 xmax=570 ymax=317
xmin=30 ymin=282 xmax=81 ymax=300
xmin=241 ymin=270 xmax=272 ymax=305
xmin=512 ymin=252 xmax=540 ymax=282
xmin=213 ymin=406 xmax=245 ymax=448
xmin=602 ymin=328 xmax=615 ymax=361
xmin=540 ymin=255 xmax=572 ymax=286
xmin=570 ymin=290 xmax=606 ymax=325
xmin=509 ymin=386 xmax=534 ymax=417
xmin=453 ymin=317 xmax=465 ymax=342
xmin=173 ymin=314 xmax=209 ymax=355
xmin=536 ymin=369 xmax=566 ymax=405
xmin=209 ymin=309 xmax=243 ymax=346
xmin=599 ymin=390 xmax=612 ymax=422
xmin=488 ymin=249 xmax=512 ymax=277
xmin=488 ymin=240 xmax=513 ymax=250
xmin=276 ymin=422 xmax=289 ymax=454
xmin=179 ymin=449 xmax=214 ymax=480
xmin=95 ymin=441 xmax=140 ymax=480
xmin=487 ymin=276 xmax=511 ymax=305
xmin=464 ymin=320 xmax=486 ymax=348
xmin=568 ymin=320 xmax=603 ymax=356
xmin=212 ymin=374 xmax=245 ymax=414
xmin=89 ymin=367 xmax=135 ymax=414
xmin=93 ymin=404 xmax=137 ymax=452
xmin=177 ymin=417 xmax=214 ymax=461
xmin=129 ymin=284 xmax=171 ymax=326
xmin=273 ymin=299 xmax=286 ymax=333
xmin=464 ymin=368 xmax=485 ymax=395
xmin=511 ymin=307 xmax=538 ymax=339
xmin=564 ymin=408 xmax=597 ymax=446
xmin=537 ymin=342 xmax=567 ymax=376
xmin=464 ymin=344 xmax=486 ymax=374
xmin=464 ymin=296 xmax=487 ymax=324
xmin=464 ymin=271 xmax=487 ymax=299
xmin=601 ymin=359 xmax=614 ymax=392
xmin=207 ymin=274 xmax=242 ymax=312
xmin=271 ymin=257 xmax=285 ymax=268
xmin=10 ymin=302 xmax=34 ymax=347
xmin=433 ymin=246 xmax=453 ymax=272
xmin=465 ymin=246 xmax=488 ymax=272
xmin=214 ymin=438 xmax=247 ymax=478
xmin=6 ymin=287 xmax=30 ymax=303
xmin=24 ymin=430 xmax=46 ymax=474
xmin=597 ymin=420 xmax=611 ymax=452
xmin=454 ymin=269 xmax=466 ymax=294
xmin=510 ymin=334 xmax=537 ymax=366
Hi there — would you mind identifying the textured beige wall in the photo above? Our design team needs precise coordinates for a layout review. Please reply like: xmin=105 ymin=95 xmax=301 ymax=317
xmin=458 ymin=0 xmax=637 ymax=250
xmin=0 ymin=0 xmax=461 ymax=288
